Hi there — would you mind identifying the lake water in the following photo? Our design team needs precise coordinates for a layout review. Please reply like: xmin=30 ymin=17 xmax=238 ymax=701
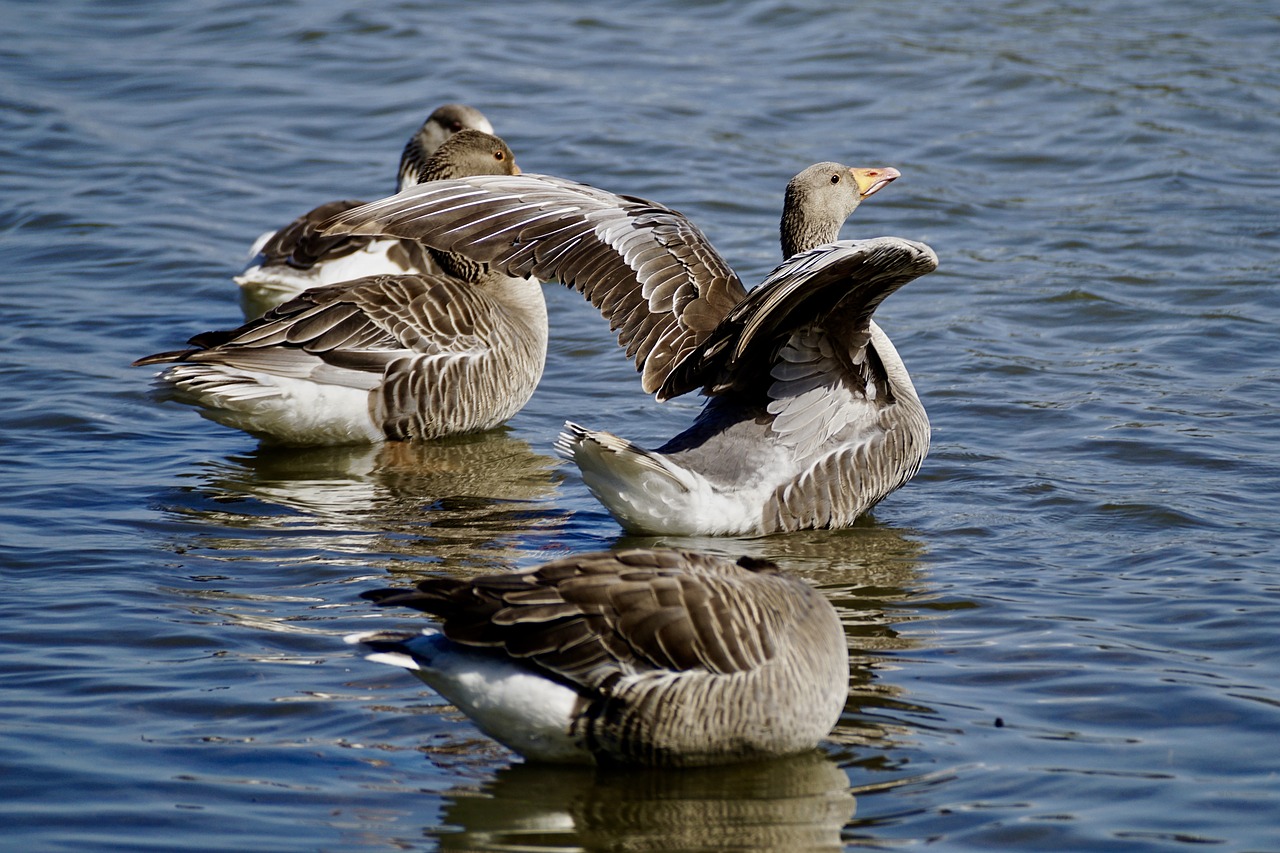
xmin=3 ymin=0 xmax=1278 ymax=850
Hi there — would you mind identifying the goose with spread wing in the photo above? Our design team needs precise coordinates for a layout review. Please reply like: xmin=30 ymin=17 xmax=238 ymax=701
xmin=321 ymin=161 xmax=937 ymax=535
xmin=135 ymin=131 xmax=546 ymax=446
xmin=347 ymin=548 xmax=849 ymax=766
xmin=234 ymin=103 xmax=494 ymax=317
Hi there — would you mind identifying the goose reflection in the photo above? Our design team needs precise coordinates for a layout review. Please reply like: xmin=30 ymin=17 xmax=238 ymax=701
xmin=619 ymin=519 xmax=927 ymax=586
xmin=433 ymin=751 xmax=854 ymax=852
xmin=166 ymin=431 xmax=568 ymax=572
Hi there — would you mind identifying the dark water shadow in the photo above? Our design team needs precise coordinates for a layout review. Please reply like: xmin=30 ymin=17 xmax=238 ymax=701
xmin=430 ymin=751 xmax=855 ymax=852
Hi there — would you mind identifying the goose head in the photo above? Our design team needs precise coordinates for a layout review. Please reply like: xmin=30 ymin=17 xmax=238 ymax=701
xmin=397 ymin=103 xmax=495 ymax=190
xmin=779 ymin=162 xmax=900 ymax=258
xmin=414 ymin=128 xmax=520 ymax=184
xmin=413 ymin=129 xmax=521 ymax=281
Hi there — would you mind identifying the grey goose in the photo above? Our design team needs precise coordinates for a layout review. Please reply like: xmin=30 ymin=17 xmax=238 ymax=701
xmin=320 ymin=161 xmax=938 ymax=535
xmin=135 ymin=131 xmax=546 ymax=446
xmin=347 ymin=548 xmax=849 ymax=766
xmin=235 ymin=103 xmax=494 ymax=317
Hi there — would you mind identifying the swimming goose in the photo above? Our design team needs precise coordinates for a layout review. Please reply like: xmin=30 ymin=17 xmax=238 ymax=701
xmin=135 ymin=131 xmax=546 ymax=446
xmin=320 ymin=162 xmax=938 ymax=535
xmin=347 ymin=548 xmax=849 ymax=766
xmin=234 ymin=103 xmax=494 ymax=317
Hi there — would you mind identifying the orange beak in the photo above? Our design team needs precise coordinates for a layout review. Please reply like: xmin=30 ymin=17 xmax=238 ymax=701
xmin=849 ymin=166 xmax=900 ymax=198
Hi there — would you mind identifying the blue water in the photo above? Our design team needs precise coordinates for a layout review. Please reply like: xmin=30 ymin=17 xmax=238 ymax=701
xmin=3 ymin=0 xmax=1279 ymax=850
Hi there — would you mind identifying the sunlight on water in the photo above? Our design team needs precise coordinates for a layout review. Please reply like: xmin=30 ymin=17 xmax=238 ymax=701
xmin=2 ymin=0 xmax=1278 ymax=849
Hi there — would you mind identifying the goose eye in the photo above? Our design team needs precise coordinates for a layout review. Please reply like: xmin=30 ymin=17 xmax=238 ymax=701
xmin=830 ymin=174 xmax=840 ymax=184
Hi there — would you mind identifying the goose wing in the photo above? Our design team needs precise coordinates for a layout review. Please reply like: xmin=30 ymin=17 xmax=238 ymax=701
xmin=133 ymin=273 xmax=490 ymax=385
xmin=658 ymin=236 xmax=938 ymax=402
xmin=321 ymin=174 xmax=749 ymax=398
xmin=361 ymin=549 xmax=801 ymax=694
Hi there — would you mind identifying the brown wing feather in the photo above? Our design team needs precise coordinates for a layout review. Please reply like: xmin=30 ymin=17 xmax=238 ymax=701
xmin=256 ymin=199 xmax=374 ymax=269
xmin=321 ymin=174 xmax=749 ymax=397
xmin=133 ymin=273 xmax=490 ymax=370
xmin=360 ymin=549 xmax=792 ymax=693
xmin=658 ymin=236 xmax=939 ymax=400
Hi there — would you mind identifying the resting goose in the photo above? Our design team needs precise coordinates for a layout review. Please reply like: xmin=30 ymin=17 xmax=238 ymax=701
xmin=347 ymin=548 xmax=849 ymax=766
xmin=320 ymin=161 xmax=938 ymax=535
xmin=234 ymin=103 xmax=494 ymax=317
xmin=135 ymin=131 xmax=546 ymax=446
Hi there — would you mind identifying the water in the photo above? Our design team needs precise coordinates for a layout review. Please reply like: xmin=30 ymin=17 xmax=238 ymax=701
xmin=2 ymin=0 xmax=1278 ymax=849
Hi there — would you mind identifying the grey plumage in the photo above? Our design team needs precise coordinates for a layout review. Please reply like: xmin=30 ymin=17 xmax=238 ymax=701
xmin=320 ymin=162 xmax=938 ymax=534
xmin=395 ymin=104 xmax=496 ymax=188
xmin=138 ymin=131 xmax=547 ymax=446
xmin=322 ymin=172 xmax=748 ymax=396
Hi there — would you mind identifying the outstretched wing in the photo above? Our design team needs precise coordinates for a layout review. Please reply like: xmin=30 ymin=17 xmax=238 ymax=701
xmin=322 ymin=174 xmax=749 ymax=398
xmin=658 ymin=236 xmax=939 ymax=401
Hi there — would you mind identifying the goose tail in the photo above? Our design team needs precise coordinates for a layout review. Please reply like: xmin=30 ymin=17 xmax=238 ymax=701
xmin=345 ymin=629 xmax=442 ymax=672
xmin=554 ymin=422 xmax=708 ymax=534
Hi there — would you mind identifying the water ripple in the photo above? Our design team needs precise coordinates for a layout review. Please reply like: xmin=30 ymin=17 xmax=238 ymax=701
xmin=3 ymin=0 xmax=1280 ymax=849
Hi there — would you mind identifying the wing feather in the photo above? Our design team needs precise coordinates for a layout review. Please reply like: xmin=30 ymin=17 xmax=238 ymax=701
xmin=359 ymin=550 xmax=803 ymax=695
xmin=658 ymin=236 xmax=939 ymax=400
xmin=322 ymin=174 xmax=749 ymax=397
xmin=134 ymin=273 xmax=516 ymax=434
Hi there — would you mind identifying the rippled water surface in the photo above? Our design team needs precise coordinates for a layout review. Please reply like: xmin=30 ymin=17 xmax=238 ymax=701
xmin=3 ymin=1 xmax=1279 ymax=850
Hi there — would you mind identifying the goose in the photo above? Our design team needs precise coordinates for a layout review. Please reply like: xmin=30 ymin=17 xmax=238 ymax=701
xmin=347 ymin=548 xmax=849 ymax=766
xmin=134 ymin=131 xmax=547 ymax=446
xmin=319 ymin=161 xmax=938 ymax=535
xmin=234 ymin=103 xmax=494 ymax=316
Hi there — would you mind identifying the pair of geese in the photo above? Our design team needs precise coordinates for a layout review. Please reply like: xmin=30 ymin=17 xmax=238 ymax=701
xmin=137 ymin=104 xmax=941 ymax=767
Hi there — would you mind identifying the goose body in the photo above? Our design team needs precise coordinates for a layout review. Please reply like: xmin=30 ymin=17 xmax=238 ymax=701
xmin=137 ymin=131 xmax=547 ymax=446
xmin=348 ymin=548 xmax=849 ymax=766
xmin=321 ymin=162 xmax=938 ymax=535
xmin=234 ymin=103 xmax=493 ymax=317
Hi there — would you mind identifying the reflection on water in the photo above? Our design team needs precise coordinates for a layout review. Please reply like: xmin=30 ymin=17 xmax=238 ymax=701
xmin=157 ymin=426 xmax=947 ymax=816
xmin=434 ymin=752 xmax=855 ymax=852
xmin=161 ymin=431 xmax=571 ymax=573
xmin=213 ymin=432 xmax=563 ymax=517
xmin=630 ymin=520 xmax=929 ymax=586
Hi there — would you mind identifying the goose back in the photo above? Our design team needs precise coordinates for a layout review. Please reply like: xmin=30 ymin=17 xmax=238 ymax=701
xmin=137 ymin=272 xmax=547 ymax=443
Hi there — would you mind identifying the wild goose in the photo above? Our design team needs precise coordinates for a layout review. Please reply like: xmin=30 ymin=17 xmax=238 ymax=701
xmin=234 ymin=103 xmax=494 ymax=317
xmin=347 ymin=548 xmax=849 ymax=766
xmin=134 ymin=131 xmax=546 ymax=446
xmin=320 ymin=161 xmax=938 ymax=535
